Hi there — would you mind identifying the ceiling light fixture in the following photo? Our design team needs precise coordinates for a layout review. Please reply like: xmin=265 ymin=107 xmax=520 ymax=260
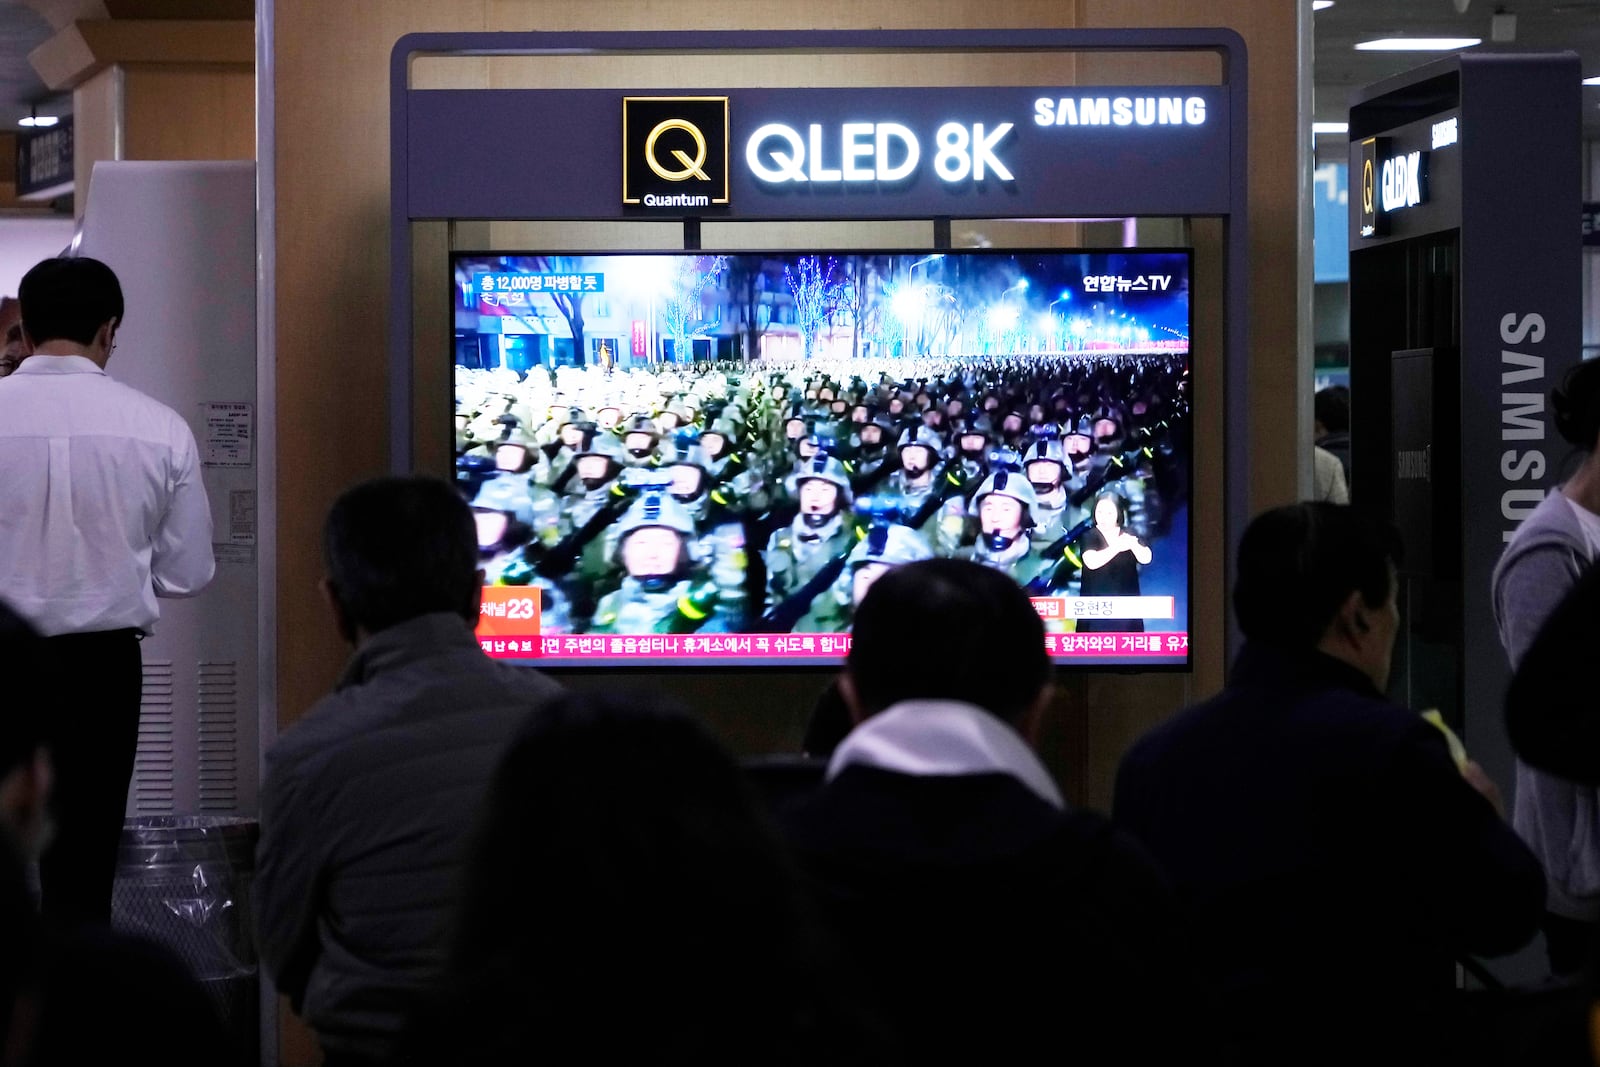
xmin=1312 ymin=122 xmax=1350 ymax=135
xmin=1585 ymin=75 xmax=1600 ymax=85
xmin=18 ymin=105 xmax=58 ymax=129
xmin=1354 ymin=37 xmax=1483 ymax=51
xmin=1312 ymin=1 xmax=1335 ymax=9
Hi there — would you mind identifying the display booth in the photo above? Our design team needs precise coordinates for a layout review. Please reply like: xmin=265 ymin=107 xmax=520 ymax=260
xmin=388 ymin=28 xmax=1251 ymax=673
xmin=1347 ymin=53 xmax=1581 ymax=796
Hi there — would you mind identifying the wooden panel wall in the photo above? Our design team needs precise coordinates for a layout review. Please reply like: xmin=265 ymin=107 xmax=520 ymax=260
xmin=122 ymin=63 xmax=254 ymax=161
xmin=72 ymin=66 xmax=119 ymax=212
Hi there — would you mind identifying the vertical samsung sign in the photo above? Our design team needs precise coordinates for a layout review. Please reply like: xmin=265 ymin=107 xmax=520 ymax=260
xmin=1457 ymin=56 xmax=1581 ymax=783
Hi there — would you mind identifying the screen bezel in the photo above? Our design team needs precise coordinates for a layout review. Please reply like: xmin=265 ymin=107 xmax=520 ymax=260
xmin=450 ymin=245 xmax=1194 ymax=672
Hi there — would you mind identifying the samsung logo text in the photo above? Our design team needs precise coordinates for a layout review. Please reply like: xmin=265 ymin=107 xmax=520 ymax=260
xmin=1033 ymin=95 xmax=1206 ymax=127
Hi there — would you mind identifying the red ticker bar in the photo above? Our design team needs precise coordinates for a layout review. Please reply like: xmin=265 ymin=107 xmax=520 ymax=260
xmin=478 ymin=631 xmax=1189 ymax=661
xmin=1045 ymin=632 xmax=1188 ymax=656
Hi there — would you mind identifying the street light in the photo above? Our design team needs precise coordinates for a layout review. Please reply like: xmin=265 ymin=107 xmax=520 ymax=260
xmin=908 ymin=253 xmax=945 ymax=282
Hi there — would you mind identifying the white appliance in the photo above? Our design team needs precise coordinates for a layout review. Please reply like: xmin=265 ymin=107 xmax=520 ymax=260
xmin=74 ymin=160 xmax=260 ymax=819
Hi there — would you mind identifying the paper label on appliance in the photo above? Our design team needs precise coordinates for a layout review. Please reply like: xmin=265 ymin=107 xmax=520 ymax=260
xmin=202 ymin=401 xmax=253 ymax=467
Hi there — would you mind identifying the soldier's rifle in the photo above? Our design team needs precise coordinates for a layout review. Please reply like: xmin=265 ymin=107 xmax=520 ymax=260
xmin=755 ymin=531 xmax=864 ymax=634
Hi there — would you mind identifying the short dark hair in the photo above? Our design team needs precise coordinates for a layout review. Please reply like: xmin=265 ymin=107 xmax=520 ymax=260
xmin=1234 ymin=503 xmax=1402 ymax=649
xmin=0 ymin=602 xmax=49 ymax=778
xmin=847 ymin=558 xmax=1050 ymax=724
xmin=1552 ymin=358 xmax=1600 ymax=451
xmin=323 ymin=476 xmax=479 ymax=634
xmin=1313 ymin=386 xmax=1350 ymax=434
xmin=443 ymin=692 xmax=830 ymax=1061
xmin=18 ymin=257 xmax=124 ymax=347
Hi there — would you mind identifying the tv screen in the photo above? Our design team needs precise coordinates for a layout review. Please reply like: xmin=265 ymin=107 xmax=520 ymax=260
xmin=453 ymin=248 xmax=1191 ymax=667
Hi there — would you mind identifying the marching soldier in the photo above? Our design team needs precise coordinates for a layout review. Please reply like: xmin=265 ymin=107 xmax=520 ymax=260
xmin=764 ymin=453 xmax=857 ymax=631
xmin=589 ymin=489 xmax=736 ymax=635
xmin=823 ymin=522 xmax=936 ymax=627
xmin=966 ymin=468 xmax=1056 ymax=587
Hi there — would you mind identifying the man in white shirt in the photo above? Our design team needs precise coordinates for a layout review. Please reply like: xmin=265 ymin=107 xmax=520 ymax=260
xmin=0 ymin=256 xmax=214 ymax=925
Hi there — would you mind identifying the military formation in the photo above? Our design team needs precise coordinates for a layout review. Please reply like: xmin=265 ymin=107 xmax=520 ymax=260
xmin=457 ymin=351 xmax=1190 ymax=635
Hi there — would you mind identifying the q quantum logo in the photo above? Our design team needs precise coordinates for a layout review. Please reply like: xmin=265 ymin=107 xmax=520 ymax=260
xmin=1358 ymin=135 xmax=1387 ymax=239
xmin=622 ymin=97 xmax=730 ymax=209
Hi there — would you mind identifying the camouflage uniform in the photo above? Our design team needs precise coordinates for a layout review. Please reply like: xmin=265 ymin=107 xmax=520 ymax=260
xmin=589 ymin=487 xmax=737 ymax=635
xmin=764 ymin=454 xmax=858 ymax=632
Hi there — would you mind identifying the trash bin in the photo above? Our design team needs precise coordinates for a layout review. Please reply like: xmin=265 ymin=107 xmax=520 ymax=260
xmin=112 ymin=816 xmax=258 ymax=1063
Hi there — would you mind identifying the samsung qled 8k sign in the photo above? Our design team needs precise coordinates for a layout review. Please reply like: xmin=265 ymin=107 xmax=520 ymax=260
xmin=454 ymin=249 xmax=1193 ymax=669
xmin=608 ymin=87 xmax=1224 ymax=217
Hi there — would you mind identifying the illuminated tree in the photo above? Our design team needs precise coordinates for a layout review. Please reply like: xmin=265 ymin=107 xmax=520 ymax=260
xmin=659 ymin=255 xmax=729 ymax=363
xmin=784 ymin=256 xmax=841 ymax=361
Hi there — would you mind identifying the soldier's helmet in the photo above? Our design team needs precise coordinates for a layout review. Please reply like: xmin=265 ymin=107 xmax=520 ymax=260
xmin=613 ymin=488 xmax=696 ymax=551
xmin=847 ymin=522 xmax=934 ymax=570
xmin=1021 ymin=435 xmax=1067 ymax=471
xmin=569 ymin=428 xmax=626 ymax=486
xmin=575 ymin=427 xmax=627 ymax=463
xmin=954 ymin=414 xmax=996 ymax=456
xmin=623 ymin=412 xmax=660 ymax=436
xmin=661 ymin=436 xmax=712 ymax=501
xmin=784 ymin=451 xmax=854 ymax=507
xmin=896 ymin=425 xmax=944 ymax=456
xmin=1063 ymin=414 xmax=1096 ymax=472
xmin=971 ymin=467 xmax=1038 ymax=523
xmin=471 ymin=474 xmax=536 ymax=526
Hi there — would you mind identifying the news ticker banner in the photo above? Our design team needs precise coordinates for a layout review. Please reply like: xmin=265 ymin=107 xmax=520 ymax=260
xmin=475 ymin=586 xmax=1186 ymax=662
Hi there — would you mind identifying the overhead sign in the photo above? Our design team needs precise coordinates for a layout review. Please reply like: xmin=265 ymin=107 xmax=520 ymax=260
xmin=408 ymin=85 xmax=1232 ymax=222
xmin=1357 ymin=136 xmax=1430 ymax=238
xmin=622 ymin=96 xmax=731 ymax=208
xmin=1379 ymin=149 xmax=1428 ymax=213
xmin=743 ymin=120 xmax=1014 ymax=185
xmin=16 ymin=116 xmax=73 ymax=201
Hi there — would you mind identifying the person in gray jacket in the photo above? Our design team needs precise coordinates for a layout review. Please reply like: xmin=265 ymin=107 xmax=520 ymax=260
xmin=256 ymin=476 xmax=562 ymax=1066
xmin=1491 ymin=357 xmax=1600 ymax=974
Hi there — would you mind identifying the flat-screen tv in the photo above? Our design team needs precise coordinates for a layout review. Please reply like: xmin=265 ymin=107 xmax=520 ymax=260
xmin=453 ymin=248 xmax=1191 ymax=668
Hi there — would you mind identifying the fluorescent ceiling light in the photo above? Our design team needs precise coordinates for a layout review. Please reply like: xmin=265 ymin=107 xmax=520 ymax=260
xmin=17 ymin=114 xmax=58 ymax=127
xmin=1584 ymin=75 xmax=1600 ymax=85
xmin=1312 ymin=122 xmax=1349 ymax=135
xmin=1312 ymin=1 xmax=1334 ymax=9
xmin=1355 ymin=37 xmax=1481 ymax=51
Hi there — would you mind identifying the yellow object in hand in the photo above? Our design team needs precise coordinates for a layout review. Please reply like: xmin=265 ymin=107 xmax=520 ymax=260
xmin=1421 ymin=709 xmax=1470 ymax=772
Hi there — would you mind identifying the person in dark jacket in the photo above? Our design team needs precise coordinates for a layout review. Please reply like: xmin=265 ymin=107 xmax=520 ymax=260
xmin=1116 ymin=503 xmax=1545 ymax=1066
xmin=397 ymin=692 xmax=883 ymax=1067
xmin=781 ymin=558 xmax=1185 ymax=1066
xmin=0 ymin=600 xmax=230 ymax=1066
xmin=255 ymin=477 xmax=563 ymax=1067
